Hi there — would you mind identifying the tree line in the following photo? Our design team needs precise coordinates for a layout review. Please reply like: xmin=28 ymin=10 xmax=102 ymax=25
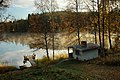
xmin=0 ymin=10 xmax=119 ymax=34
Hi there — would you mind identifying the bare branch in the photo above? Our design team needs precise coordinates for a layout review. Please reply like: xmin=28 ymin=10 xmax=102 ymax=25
xmin=0 ymin=0 xmax=3 ymax=4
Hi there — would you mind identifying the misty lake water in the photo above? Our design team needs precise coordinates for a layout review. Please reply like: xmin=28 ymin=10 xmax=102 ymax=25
xmin=0 ymin=32 xmax=116 ymax=68
xmin=0 ymin=33 xmax=68 ymax=67
xmin=0 ymin=41 xmax=67 ymax=68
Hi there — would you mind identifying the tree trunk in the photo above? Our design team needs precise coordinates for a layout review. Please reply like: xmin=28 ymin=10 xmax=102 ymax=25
xmin=93 ymin=0 xmax=97 ymax=44
xmin=108 ymin=19 xmax=112 ymax=50
xmin=108 ymin=27 xmax=112 ymax=49
xmin=102 ymin=0 xmax=105 ymax=60
xmin=107 ymin=0 xmax=112 ymax=49
xmin=51 ymin=14 xmax=55 ymax=60
xmin=95 ymin=28 xmax=97 ymax=44
xmin=77 ymin=29 xmax=80 ymax=45
xmin=97 ymin=0 xmax=102 ymax=54
xmin=76 ymin=0 xmax=80 ymax=45
xmin=44 ymin=32 xmax=50 ymax=60
xmin=52 ymin=30 xmax=55 ymax=60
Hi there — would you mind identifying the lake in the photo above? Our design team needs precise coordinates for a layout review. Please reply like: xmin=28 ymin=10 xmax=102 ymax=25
xmin=0 ymin=41 xmax=67 ymax=68
xmin=0 ymin=32 xmax=116 ymax=68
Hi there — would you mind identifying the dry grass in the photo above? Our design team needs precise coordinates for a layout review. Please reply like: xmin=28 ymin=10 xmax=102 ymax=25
xmin=36 ymin=53 xmax=68 ymax=65
xmin=0 ymin=66 xmax=17 ymax=74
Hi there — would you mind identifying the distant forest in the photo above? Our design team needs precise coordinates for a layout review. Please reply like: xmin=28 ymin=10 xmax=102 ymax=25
xmin=0 ymin=11 xmax=119 ymax=34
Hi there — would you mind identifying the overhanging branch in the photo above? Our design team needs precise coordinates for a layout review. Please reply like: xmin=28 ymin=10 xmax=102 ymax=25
xmin=0 ymin=0 xmax=3 ymax=4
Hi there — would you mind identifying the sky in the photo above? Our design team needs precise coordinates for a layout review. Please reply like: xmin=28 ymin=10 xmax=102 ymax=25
xmin=5 ymin=0 xmax=103 ymax=20
xmin=4 ymin=0 xmax=120 ymax=20
xmin=6 ymin=0 xmax=67 ymax=19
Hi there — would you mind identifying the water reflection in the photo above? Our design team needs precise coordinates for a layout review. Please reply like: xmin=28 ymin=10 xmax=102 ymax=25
xmin=0 ymin=41 xmax=67 ymax=67
xmin=0 ymin=41 xmax=29 ymax=54
xmin=0 ymin=33 xmax=117 ymax=67
xmin=0 ymin=33 xmax=97 ymax=49
xmin=0 ymin=33 xmax=68 ymax=67
xmin=2 ymin=33 xmax=62 ymax=49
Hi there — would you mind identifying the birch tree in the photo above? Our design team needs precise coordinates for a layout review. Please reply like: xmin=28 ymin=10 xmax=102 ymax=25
xmin=35 ymin=0 xmax=51 ymax=60
xmin=35 ymin=0 xmax=58 ymax=60
xmin=0 ymin=0 xmax=11 ymax=35
xmin=66 ymin=0 xmax=84 ymax=45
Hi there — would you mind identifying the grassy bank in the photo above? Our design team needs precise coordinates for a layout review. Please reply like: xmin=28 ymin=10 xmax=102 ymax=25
xmin=0 ymin=66 xmax=17 ymax=74
xmin=0 ymin=53 xmax=120 ymax=80
xmin=0 ymin=59 xmax=94 ymax=80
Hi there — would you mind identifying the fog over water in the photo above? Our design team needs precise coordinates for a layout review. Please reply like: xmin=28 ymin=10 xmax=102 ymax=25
xmin=0 ymin=38 xmax=67 ymax=68
xmin=0 ymin=32 xmax=116 ymax=67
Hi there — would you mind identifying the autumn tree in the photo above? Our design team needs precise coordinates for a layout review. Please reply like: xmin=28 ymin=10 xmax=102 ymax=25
xmin=0 ymin=0 xmax=11 ymax=20
xmin=91 ymin=0 xmax=97 ymax=44
xmin=34 ymin=0 xmax=51 ymax=59
xmin=66 ymin=0 xmax=84 ymax=45
xmin=0 ymin=0 xmax=11 ymax=34
xmin=49 ymin=0 xmax=58 ymax=60
xmin=82 ymin=0 xmax=98 ymax=44
xmin=0 ymin=0 xmax=10 ymax=10
xmin=109 ymin=0 xmax=120 ymax=50
xmin=109 ymin=0 xmax=120 ymax=52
